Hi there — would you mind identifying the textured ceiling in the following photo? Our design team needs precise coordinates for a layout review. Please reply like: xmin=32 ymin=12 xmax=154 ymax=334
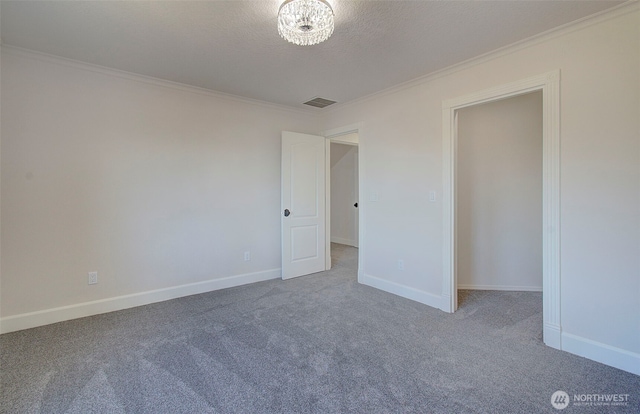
xmin=0 ymin=1 xmax=624 ymax=109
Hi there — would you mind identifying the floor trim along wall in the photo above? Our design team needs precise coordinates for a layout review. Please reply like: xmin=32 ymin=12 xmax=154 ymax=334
xmin=0 ymin=268 xmax=281 ymax=334
xmin=361 ymin=273 xmax=442 ymax=310
xmin=561 ymin=332 xmax=640 ymax=376
xmin=543 ymin=323 xmax=562 ymax=351
xmin=330 ymin=237 xmax=357 ymax=247
xmin=457 ymin=284 xmax=543 ymax=292
xmin=362 ymin=273 xmax=638 ymax=375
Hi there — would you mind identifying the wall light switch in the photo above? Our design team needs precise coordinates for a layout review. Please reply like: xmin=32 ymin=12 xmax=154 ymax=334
xmin=88 ymin=271 xmax=98 ymax=285
xmin=429 ymin=191 xmax=437 ymax=202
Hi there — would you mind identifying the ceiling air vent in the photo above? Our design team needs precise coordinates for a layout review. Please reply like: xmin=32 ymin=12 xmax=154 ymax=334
xmin=303 ymin=97 xmax=336 ymax=108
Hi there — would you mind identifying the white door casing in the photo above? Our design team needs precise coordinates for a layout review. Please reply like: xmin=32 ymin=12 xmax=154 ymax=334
xmin=281 ymin=131 xmax=327 ymax=280
xmin=353 ymin=148 xmax=359 ymax=248
xmin=441 ymin=71 xmax=561 ymax=349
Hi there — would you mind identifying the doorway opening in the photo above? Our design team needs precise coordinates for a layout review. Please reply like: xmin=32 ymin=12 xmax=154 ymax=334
xmin=441 ymin=71 xmax=561 ymax=349
xmin=324 ymin=127 xmax=362 ymax=281
xmin=329 ymin=136 xmax=358 ymax=272
xmin=456 ymin=91 xmax=543 ymax=330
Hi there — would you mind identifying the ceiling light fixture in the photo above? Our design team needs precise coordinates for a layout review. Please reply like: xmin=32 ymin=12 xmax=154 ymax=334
xmin=278 ymin=0 xmax=334 ymax=46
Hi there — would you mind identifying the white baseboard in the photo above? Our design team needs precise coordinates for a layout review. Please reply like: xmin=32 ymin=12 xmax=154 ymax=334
xmin=0 ymin=268 xmax=281 ymax=334
xmin=331 ymin=237 xmax=357 ymax=247
xmin=361 ymin=273 xmax=443 ymax=310
xmin=457 ymin=284 xmax=543 ymax=292
xmin=561 ymin=332 xmax=640 ymax=376
xmin=544 ymin=323 xmax=562 ymax=350
xmin=439 ymin=293 xmax=453 ymax=313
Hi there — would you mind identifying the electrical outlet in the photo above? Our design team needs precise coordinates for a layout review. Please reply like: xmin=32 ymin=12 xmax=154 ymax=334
xmin=397 ymin=260 xmax=404 ymax=271
xmin=244 ymin=251 xmax=251 ymax=261
xmin=88 ymin=271 xmax=98 ymax=285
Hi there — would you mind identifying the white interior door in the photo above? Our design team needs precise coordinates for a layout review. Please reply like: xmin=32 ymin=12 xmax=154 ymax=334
xmin=281 ymin=131 xmax=326 ymax=279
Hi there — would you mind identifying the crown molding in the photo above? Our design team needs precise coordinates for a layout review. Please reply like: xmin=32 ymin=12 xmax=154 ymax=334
xmin=323 ymin=1 xmax=639 ymax=115
xmin=0 ymin=44 xmax=318 ymax=117
xmin=2 ymin=1 xmax=636 ymax=116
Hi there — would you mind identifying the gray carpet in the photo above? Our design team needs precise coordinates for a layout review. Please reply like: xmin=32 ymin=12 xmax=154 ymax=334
xmin=1 ymin=243 xmax=638 ymax=413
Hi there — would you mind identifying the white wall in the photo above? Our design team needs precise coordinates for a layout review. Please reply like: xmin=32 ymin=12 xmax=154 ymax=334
xmin=0 ymin=48 xmax=319 ymax=327
xmin=457 ymin=91 xmax=542 ymax=291
xmin=321 ymin=6 xmax=639 ymax=373
xmin=330 ymin=143 xmax=358 ymax=247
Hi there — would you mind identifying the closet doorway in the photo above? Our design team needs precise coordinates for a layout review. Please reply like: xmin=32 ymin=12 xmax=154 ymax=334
xmin=441 ymin=71 xmax=561 ymax=349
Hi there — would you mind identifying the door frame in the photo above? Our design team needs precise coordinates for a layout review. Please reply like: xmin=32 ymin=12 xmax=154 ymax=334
xmin=441 ymin=71 xmax=561 ymax=349
xmin=323 ymin=123 xmax=364 ymax=282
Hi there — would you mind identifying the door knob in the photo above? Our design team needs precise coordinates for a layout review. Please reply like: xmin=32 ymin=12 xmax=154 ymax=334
xmin=354 ymin=203 xmax=358 ymax=208
xmin=284 ymin=209 xmax=291 ymax=217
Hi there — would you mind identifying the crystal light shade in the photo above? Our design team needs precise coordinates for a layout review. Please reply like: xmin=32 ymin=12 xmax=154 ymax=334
xmin=278 ymin=0 xmax=334 ymax=46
